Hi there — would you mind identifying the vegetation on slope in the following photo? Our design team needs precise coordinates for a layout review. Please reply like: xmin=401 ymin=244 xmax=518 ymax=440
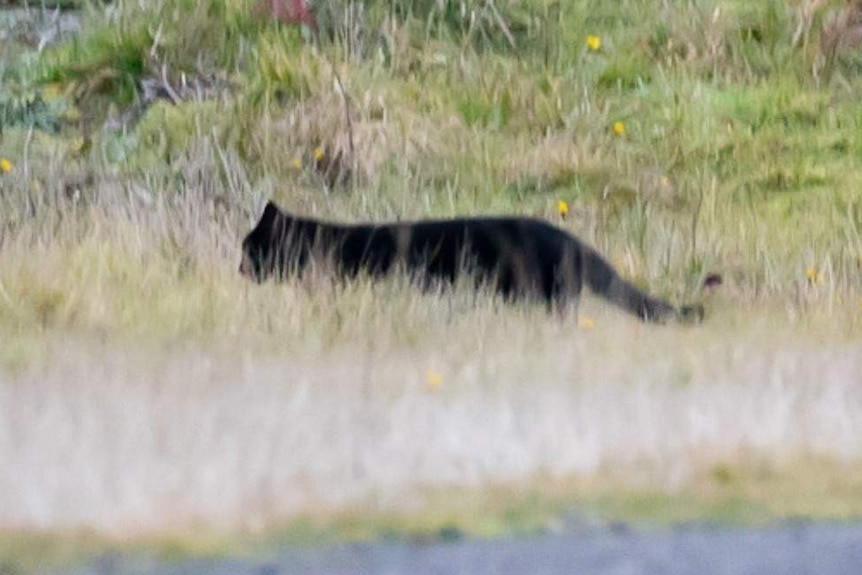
xmin=2 ymin=0 xmax=862 ymax=563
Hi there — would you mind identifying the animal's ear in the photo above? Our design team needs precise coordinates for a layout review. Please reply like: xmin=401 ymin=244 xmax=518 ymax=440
xmin=262 ymin=201 xmax=280 ymax=222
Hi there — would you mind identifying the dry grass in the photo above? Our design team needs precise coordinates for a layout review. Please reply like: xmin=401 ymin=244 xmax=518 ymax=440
xmin=2 ymin=160 xmax=862 ymax=537
xmin=2 ymin=309 xmax=862 ymax=536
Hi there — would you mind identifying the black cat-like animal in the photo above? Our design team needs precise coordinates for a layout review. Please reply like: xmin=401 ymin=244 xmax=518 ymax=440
xmin=239 ymin=201 xmax=704 ymax=323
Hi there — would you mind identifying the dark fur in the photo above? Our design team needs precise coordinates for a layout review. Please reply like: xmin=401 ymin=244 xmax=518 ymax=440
xmin=240 ymin=202 xmax=704 ymax=323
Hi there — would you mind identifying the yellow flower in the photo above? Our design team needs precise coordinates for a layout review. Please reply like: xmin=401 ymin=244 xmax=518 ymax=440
xmin=613 ymin=121 xmax=625 ymax=136
xmin=557 ymin=200 xmax=569 ymax=219
xmin=313 ymin=147 xmax=325 ymax=161
xmin=586 ymin=35 xmax=602 ymax=51
xmin=578 ymin=316 xmax=595 ymax=330
xmin=290 ymin=156 xmax=302 ymax=169
xmin=0 ymin=158 xmax=11 ymax=174
xmin=805 ymin=267 xmax=823 ymax=284
xmin=425 ymin=370 xmax=443 ymax=390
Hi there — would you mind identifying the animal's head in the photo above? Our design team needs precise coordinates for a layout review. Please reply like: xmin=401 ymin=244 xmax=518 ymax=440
xmin=239 ymin=201 xmax=288 ymax=282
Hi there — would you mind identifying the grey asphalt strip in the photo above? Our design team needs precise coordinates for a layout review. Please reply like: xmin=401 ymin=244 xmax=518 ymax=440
xmin=70 ymin=522 xmax=862 ymax=575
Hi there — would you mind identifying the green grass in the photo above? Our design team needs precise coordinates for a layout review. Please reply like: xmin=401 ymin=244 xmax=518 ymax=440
xmin=2 ymin=0 xmax=862 ymax=559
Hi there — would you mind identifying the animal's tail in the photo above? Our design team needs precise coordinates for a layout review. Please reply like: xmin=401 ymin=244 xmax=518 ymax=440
xmin=581 ymin=247 xmax=704 ymax=323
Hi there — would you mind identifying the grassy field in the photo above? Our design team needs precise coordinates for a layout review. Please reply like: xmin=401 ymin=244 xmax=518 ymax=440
xmin=2 ymin=0 xmax=862 ymax=565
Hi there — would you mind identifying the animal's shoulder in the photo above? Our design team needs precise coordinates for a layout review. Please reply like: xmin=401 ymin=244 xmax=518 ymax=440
xmin=472 ymin=216 xmax=570 ymax=242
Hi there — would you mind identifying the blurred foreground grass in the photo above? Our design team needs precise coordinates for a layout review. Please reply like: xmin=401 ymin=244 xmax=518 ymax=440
xmin=2 ymin=319 xmax=862 ymax=573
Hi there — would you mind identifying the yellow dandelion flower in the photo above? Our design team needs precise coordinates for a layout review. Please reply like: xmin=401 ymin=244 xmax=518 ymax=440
xmin=578 ymin=316 xmax=595 ymax=330
xmin=290 ymin=157 xmax=302 ymax=170
xmin=313 ymin=147 xmax=325 ymax=161
xmin=557 ymin=200 xmax=569 ymax=219
xmin=425 ymin=370 xmax=443 ymax=390
xmin=586 ymin=35 xmax=602 ymax=51
xmin=805 ymin=267 xmax=823 ymax=284
xmin=0 ymin=158 xmax=11 ymax=174
xmin=613 ymin=121 xmax=625 ymax=136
